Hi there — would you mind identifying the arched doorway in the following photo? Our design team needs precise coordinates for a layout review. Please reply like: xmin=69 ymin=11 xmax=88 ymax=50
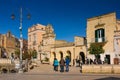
xmin=51 ymin=52 xmax=56 ymax=63
xmin=79 ymin=52 xmax=85 ymax=64
xmin=67 ymin=50 xmax=71 ymax=62
xmin=1 ymin=48 xmax=7 ymax=58
xmin=53 ymin=52 xmax=56 ymax=58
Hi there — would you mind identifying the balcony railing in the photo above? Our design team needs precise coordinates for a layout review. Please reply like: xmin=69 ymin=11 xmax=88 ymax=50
xmin=91 ymin=37 xmax=107 ymax=43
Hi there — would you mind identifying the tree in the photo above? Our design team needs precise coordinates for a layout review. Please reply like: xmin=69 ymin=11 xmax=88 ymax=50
xmin=15 ymin=49 xmax=30 ymax=60
xmin=22 ymin=51 xmax=30 ymax=60
xmin=88 ymin=43 xmax=104 ymax=59
xmin=15 ymin=49 xmax=20 ymax=58
xmin=31 ymin=50 xmax=37 ymax=59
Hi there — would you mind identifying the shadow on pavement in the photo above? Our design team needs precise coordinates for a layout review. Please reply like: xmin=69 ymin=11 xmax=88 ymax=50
xmin=95 ymin=77 xmax=120 ymax=80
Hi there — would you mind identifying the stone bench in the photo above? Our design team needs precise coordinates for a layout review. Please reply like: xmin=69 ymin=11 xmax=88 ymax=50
xmin=0 ymin=59 xmax=11 ymax=64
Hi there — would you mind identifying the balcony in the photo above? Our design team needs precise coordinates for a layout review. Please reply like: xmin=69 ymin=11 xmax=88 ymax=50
xmin=91 ymin=37 xmax=107 ymax=43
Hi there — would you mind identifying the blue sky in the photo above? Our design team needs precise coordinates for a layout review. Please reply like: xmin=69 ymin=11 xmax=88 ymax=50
xmin=0 ymin=0 xmax=120 ymax=42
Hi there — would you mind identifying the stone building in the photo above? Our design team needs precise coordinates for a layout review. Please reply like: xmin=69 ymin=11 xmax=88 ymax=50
xmin=0 ymin=31 xmax=19 ymax=58
xmin=28 ymin=12 xmax=120 ymax=65
xmin=28 ymin=24 xmax=46 ymax=60
xmin=22 ymin=39 xmax=28 ymax=55
xmin=28 ymin=23 xmax=85 ymax=64
xmin=50 ymin=36 xmax=87 ymax=65
xmin=114 ymin=21 xmax=120 ymax=64
xmin=86 ymin=12 xmax=120 ymax=64
xmin=39 ymin=24 xmax=56 ymax=62
xmin=37 ymin=24 xmax=86 ymax=64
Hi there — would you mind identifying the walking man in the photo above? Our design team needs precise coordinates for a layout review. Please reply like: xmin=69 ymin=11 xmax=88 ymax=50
xmin=65 ymin=56 xmax=70 ymax=72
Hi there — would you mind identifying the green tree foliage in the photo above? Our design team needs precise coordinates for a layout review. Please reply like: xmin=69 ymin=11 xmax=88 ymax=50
xmin=31 ymin=50 xmax=37 ymax=59
xmin=22 ymin=52 xmax=31 ymax=60
xmin=15 ymin=49 xmax=20 ymax=58
xmin=88 ymin=43 xmax=104 ymax=59
xmin=44 ymin=57 xmax=49 ymax=62
xmin=15 ymin=49 xmax=30 ymax=60
xmin=28 ymin=49 xmax=32 ymax=59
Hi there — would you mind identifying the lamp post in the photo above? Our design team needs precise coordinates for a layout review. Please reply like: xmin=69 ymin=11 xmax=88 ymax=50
xmin=19 ymin=8 xmax=23 ymax=73
xmin=11 ymin=7 xmax=30 ymax=73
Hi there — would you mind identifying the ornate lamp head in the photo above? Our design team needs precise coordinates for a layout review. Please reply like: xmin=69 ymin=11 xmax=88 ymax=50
xmin=11 ymin=14 xmax=15 ymax=20
xmin=27 ymin=13 xmax=31 ymax=19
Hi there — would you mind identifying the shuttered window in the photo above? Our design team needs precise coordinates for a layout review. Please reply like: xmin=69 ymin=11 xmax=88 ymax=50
xmin=95 ymin=28 xmax=105 ymax=42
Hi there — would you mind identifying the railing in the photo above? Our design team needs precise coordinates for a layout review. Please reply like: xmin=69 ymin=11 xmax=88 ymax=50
xmin=91 ymin=37 xmax=107 ymax=43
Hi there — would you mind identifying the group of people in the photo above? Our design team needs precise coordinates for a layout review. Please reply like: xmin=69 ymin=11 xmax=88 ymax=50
xmin=53 ymin=56 xmax=70 ymax=72
xmin=86 ymin=58 xmax=103 ymax=64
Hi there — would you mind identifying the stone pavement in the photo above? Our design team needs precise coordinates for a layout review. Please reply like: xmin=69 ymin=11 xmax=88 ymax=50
xmin=27 ymin=64 xmax=81 ymax=74
xmin=0 ymin=64 xmax=120 ymax=80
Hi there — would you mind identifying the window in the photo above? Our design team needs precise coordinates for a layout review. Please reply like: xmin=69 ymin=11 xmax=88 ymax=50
xmin=95 ymin=28 xmax=105 ymax=42
xmin=29 ymin=45 xmax=31 ymax=49
xmin=33 ymin=33 xmax=36 ymax=41
xmin=29 ymin=35 xmax=31 ymax=42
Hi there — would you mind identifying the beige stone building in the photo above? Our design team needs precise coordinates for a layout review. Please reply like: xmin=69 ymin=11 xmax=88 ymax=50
xmin=39 ymin=24 xmax=56 ymax=62
xmin=28 ymin=24 xmax=46 ymax=60
xmin=28 ymin=12 xmax=120 ymax=65
xmin=50 ymin=36 xmax=87 ymax=65
xmin=33 ymin=24 xmax=87 ymax=65
xmin=86 ymin=12 xmax=120 ymax=64
xmin=28 ymin=23 xmax=87 ymax=64
xmin=50 ymin=12 xmax=120 ymax=65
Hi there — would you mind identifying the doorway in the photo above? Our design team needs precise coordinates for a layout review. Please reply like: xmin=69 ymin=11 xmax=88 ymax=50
xmin=79 ymin=52 xmax=85 ymax=64
xmin=105 ymin=55 xmax=110 ymax=64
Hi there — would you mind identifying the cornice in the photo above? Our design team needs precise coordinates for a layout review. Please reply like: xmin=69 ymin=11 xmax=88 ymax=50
xmin=28 ymin=29 xmax=45 ymax=33
xmin=87 ymin=12 xmax=116 ymax=21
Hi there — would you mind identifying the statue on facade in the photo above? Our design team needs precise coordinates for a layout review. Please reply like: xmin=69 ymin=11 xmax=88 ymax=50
xmin=46 ymin=24 xmax=54 ymax=34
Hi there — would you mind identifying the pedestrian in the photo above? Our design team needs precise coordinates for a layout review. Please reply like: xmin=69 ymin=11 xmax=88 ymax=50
xmin=59 ymin=57 xmax=65 ymax=72
xmin=65 ymin=56 xmax=70 ymax=72
xmin=80 ymin=60 xmax=82 ymax=73
xmin=53 ymin=58 xmax=59 ymax=71
xmin=11 ymin=53 xmax=15 ymax=63
xmin=2 ymin=51 xmax=7 ymax=58
xmin=79 ymin=56 xmax=82 ymax=73
xmin=24 ymin=59 xmax=29 ymax=72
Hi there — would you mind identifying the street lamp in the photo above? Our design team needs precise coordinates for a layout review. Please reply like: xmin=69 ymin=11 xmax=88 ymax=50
xmin=11 ymin=7 xmax=31 ymax=73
